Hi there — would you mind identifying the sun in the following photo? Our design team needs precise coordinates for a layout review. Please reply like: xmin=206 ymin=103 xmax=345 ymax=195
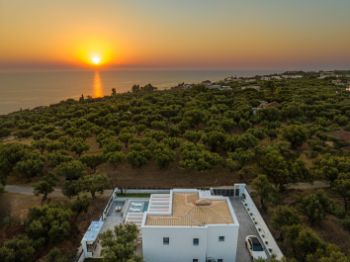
xmin=91 ymin=55 xmax=102 ymax=65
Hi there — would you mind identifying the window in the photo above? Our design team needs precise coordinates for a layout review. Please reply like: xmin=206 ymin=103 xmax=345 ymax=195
xmin=218 ymin=259 xmax=223 ymax=262
xmin=163 ymin=237 xmax=169 ymax=245
xmin=193 ymin=259 xmax=199 ymax=262
xmin=193 ymin=238 xmax=199 ymax=246
xmin=219 ymin=236 xmax=225 ymax=242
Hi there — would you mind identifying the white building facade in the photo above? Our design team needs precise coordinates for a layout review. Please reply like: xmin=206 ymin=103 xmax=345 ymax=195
xmin=141 ymin=189 xmax=239 ymax=262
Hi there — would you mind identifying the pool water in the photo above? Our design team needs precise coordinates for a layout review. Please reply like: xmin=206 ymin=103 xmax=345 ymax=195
xmin=128 ymin=201 xmax=149 ymax=212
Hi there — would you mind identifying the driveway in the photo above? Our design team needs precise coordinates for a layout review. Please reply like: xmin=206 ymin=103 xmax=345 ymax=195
xmin=230 ymin=198 xmax=261 ymax=262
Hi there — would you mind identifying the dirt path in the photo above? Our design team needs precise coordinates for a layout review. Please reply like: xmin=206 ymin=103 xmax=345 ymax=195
xmin=4 ymin=180 xmax=330 ymax=197
xmin=4 ymin=184 xmax=64 ymax=197
xmin=286 ymin=180 xmax=330 ymax=190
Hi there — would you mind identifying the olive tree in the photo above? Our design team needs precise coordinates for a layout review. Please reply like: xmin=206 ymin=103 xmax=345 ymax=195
xmin=252 ymin=174 xmax=276 ymax=211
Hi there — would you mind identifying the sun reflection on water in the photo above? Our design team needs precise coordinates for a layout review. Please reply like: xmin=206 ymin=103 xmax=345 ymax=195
xmin=93 ymin=71 xmax=104 ymax=98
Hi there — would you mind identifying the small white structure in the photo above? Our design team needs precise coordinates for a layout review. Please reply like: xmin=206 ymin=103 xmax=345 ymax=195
xmin=81 ymin=220 xmax=104 ymax=258
xmin=271 ymin=75 xmax=282 ymax=80
xmin=141 ymin=189 xmax=239 ymax=262
xmin=332 ymin=79 xmax=346 ymax=86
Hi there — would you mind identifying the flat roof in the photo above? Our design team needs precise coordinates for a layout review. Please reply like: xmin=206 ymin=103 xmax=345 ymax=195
xmin=145 ymin=191 xmax=234 ymax=226
xmin=147 ymin=194 xmax=171 ymax=214
xmin=82 ymin=220 xmax=104 ymax=242
xmin=125 ymin=212 xmax=144 ymax=228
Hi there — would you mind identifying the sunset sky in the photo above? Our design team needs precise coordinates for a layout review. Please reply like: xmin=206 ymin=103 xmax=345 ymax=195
xmin=1 ymin=0 xmax=350 ymax=70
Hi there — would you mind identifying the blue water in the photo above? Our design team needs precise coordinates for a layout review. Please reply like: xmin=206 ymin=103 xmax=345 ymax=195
xmin=0 ymin=69 xmax=278 ymax=115
xmin=128 ymin=200 xmax=149 ymax=212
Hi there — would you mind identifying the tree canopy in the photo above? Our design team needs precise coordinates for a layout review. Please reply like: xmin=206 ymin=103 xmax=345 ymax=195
xmin=101 ymin=223 xmax=141 ymax=262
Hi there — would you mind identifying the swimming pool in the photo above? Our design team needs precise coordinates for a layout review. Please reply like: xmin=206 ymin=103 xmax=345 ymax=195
xmin=128 ymin=201 xmax=149 ymax=213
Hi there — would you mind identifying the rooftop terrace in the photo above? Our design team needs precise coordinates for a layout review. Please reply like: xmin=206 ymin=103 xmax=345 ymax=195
xmin=145 ymin=190 xmax=234 ymax=226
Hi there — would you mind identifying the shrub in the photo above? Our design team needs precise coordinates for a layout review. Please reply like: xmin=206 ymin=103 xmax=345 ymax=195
xmin=26 ymin=205 xmax=73 ymax=244
xmin=0 ymin=235 xmax=35 ymax=262
xmin=106 ymin=152 xmax=125 ymax=166
xmin=179 ymin=143 xmax=222 ymax=171
xmin=154 ymin=145 xmax=176 ymax=168
xmin=127 ymin=151 xmax=149 ymax=168
xmin=299 ymin=192 xmax=333 ymax=225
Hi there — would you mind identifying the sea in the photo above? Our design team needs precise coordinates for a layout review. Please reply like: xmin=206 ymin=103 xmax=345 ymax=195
xmin=0 ymin=69 xmax=278 ymax=115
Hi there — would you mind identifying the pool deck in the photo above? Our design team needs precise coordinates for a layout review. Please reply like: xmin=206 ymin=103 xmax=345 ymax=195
xmin=93 ymin=198 xmax=149 ymax=258
xmin=101 ymin=197 xmax=149 ymax=233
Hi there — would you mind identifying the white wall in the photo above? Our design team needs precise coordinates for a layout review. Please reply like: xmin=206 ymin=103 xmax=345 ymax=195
xmin=142 ymin=224 xmax=238 ymax=262
xmin=240 ymin=186 xmax=284 ymax=260
xmin=206 ymin=225 xmax=238 ymax=262
xmin=142 ymin=227 xmax=206 ymax=262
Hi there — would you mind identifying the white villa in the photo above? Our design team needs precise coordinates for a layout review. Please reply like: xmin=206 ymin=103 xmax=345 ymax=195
xmin=80 ymin=184 xmax=283 ymax=262
xmin=141 ymin=189 xmax=239 ymax=262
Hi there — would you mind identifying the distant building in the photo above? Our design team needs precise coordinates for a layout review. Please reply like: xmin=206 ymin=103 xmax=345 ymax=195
xmin=332 ymin=79 xmax=345 ymax=86
xmin=271 ymin=75 xmax=282 ymax=80
xmin=282 ymin=75 xmax=303 ymax=79
xmin=206 ymin=84 xmax=222 ymax=89
xmin=244 ymin=79 xmax=256 ymax=83
xmin=319 ymin=71 xmax=336 ymax=79
xmin=241 ymin=85 xmax=261 ymax=91
xmin=224 ymin=76 xmax=240 ymax=82
xmin=141 ymin=189 xmax=239 ymax=262
xmin=173 ymin=83 xmax=193 ymax=90
xmin=318 ymin=75 xmax=329 ymax=79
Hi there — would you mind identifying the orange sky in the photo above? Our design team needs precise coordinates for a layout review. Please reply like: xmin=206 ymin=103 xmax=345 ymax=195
xmin=0 ymin=0 xmax=350 ymax=70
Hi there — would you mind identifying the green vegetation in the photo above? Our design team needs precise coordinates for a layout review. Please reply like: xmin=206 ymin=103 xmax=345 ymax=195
xmin=79 ymin=173 xmax=110 ymax=199
xmin=1 ymin=73 xmax=350 ymax=260
xmin=26 ymin=205 xmax=73 ymax=244
xmin=252 ymin=174 xmax=276 ymax=211
xmin=117 ymin=193 xmax=151 ymax=198
xmin=0 ymin=204 xmax=75 ymax=262
xmin=1 ymin=76 xmax=349 ymax=183
xmin=299 ymin=192 xmax=333 ymax=225
xmin=33 ymin=174 xmax=57 ymax=202
xmin=101 ymin=223 xmax=141 ymax=262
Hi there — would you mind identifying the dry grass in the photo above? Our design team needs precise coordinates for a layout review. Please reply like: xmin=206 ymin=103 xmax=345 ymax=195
xmin=332 ymin=129 xmax=350 ymax=143
xmin=1 ymin=192 xmax=43 ymax=221
xmin=2 ymin=136 xmax=33 ymax=145
xmin=85 ymin=136 xmax=101 ymax=154
xmin=314 ymin=215 xmax=350 ymax=251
